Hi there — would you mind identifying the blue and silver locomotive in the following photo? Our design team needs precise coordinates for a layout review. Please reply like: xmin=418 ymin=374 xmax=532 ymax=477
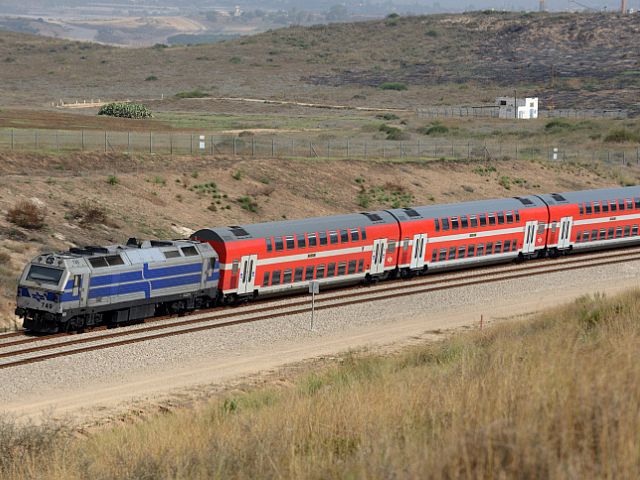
xmin=15 ymin=238 xmax=219 ymax=333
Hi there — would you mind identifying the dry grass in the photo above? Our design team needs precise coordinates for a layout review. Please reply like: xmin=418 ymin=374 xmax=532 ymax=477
xmin=5 ymin=201 xmax=45 ymax=230
xmin=3 ymin=290 xmax=640 ymax=479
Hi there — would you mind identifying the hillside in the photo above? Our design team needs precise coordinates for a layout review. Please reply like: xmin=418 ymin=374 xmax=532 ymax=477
xmin=2 ymin=289 xmax=640 ymax=478
xmin=0 ymin=12 xmax=639 ymax=112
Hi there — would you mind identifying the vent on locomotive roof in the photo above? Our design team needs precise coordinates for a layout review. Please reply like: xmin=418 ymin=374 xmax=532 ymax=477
xmin=551 ymin=193 xmax=567 ymax=202
xmin=403 ymin=208 xmax=421 ymax=218
xmin=84 ymin=246 xmax=109 ymax=255
xmin=150 ymin=240 xmax=173 ymax=247
xmin=514 ymin=196 xmax=534 ymax=206
xmin=361 ymin=212 xmax=383 ymax=222
xmin=229 ymin=226 xmax=250 ymax=237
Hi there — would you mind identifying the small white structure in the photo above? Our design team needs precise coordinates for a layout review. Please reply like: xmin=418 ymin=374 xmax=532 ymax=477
xmin=496 ymin=96 xmax=539 ymax=119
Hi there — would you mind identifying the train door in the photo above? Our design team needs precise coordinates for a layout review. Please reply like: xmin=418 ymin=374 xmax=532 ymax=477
xmin=522 ymin=221 xmax=538 ymax=254
xmin=371 ymin=239 xmax=388 ymax=275
xmin=557 ymin=217 xmax=573 ymax=250
xmin=237 ymin=254 xmax=257 ymax=295
xmin=410 ymin=234 xmax=427 ymax=269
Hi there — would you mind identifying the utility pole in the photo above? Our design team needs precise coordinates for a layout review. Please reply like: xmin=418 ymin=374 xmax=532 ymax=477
xmin=621 ymin=0 xmax=627 ymax=13
xmin=539 ymin=0 xmax=545 ymax=12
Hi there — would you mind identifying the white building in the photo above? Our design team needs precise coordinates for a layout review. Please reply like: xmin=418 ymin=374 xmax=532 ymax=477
xmin=496 ymin=97 xmax=539 ymax=119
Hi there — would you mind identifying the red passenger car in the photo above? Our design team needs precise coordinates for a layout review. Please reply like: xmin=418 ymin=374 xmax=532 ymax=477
xmin=192 ymin=211 xmax=400 ymax=302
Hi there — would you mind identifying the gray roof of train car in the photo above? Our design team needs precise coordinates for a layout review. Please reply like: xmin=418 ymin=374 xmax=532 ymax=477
xmin=193 ymin=211 xmax=397 ymax=242
xmin=386 ymin=195 xmax=546 ymax=222
xmin=537 ymin=186 xmax=640 ymax=206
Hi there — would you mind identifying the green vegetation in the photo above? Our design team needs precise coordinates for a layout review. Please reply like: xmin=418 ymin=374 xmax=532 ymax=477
xmin=378 ymin=82 xmax=407 ymax=91
xmin=174 ymin=89 xmax=210 ymax=99
xmin=357 ymin=182 xmax=414 ymax=209
xmin=6 ymin=200 xmax=45 ymax=230
xmin=604 ymin=128 xmax=639 ymax=143
xmin=98 ymin=102 xmax=152 ymax=119
xmin=378 ymin=123 xmax=409 ymax=141
xmin=238 ymin=196 xmax=258 ymax=212
xmin=145 ymin=75 xmax=158 ymax=81
xmin=232 ymin=171 xmax=243 ymax=181
xmin=106 ymin=175 xmax=119 ymax=186
xmin=418 ymin=122 xmax=449 ymax=136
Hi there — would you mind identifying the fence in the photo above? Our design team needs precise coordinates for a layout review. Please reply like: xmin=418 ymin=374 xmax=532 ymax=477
xmin=0 ymin=128 xmax=639 ymax=167
xmin=416 ymin=107 xmax=630 ymax=119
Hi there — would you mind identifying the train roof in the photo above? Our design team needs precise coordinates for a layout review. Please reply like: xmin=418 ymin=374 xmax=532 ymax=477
xmin=537 ymin=186 xmax=640 ymax=205
xmin=193 ymin=211 xmax=397 ymax=243
xmin=386 ymin=195 xmax=545 ymax=222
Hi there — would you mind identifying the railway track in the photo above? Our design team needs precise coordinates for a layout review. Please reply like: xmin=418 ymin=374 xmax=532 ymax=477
xmin=1 ymin=246 xmax=639 ymax=371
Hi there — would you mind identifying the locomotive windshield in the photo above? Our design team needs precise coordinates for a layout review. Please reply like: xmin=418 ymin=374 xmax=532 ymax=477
xmin=26 ymin=265 xmax=64 ymax=286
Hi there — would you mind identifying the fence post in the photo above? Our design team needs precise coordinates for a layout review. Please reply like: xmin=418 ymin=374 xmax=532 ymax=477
xmin=637 ymin=147 xmax=639 ymax=166
xmin=233 ymin=137 xmax=237 ymax=156
xmin=271 ymin=138 xmax=275 ymax=157
xmin=210 ymin=136 xmax=214 ymax=156
xmin=169 ymin=134 xmax=173 ymax=155
xmin=150 ymin=132 xmax=153 ymax=154
xmin=515 ymin=143 xmax=518 ymax=161
xmin=11 ymin=129 xmax=14 ymax=150
xmin=327 ymin=139 xmax=331 ymax=157
xmin=56 ymin=130 xmax=59 ymax=151
xmin=104 ymin=131 xmax=107 ymax=153
xmin=451 ymin=141 xmax=454 ymax=158
xmin=622 ymin=151 xmax=625 ymax=166
xmin=190 ymin=134 xmax=193 ymax=155
xmin=81 ymin=130 xmax=84 ymax=151
xmin=347 ymin=139 xmax=350 ymax=158
xmin=127 ymin=132 xmax=131 ymax=153
xmin=418 ymin=139 xmax=421 ymax=157
xmin=364 ymin=141 xmax=367 ymax=160
xmin=35 ymin=130 xmax=38 ymax=149
xmin=468 ymin=142 xmax=470 ymax=159
xmin=252 ymin=137 xmax=255 ymax=157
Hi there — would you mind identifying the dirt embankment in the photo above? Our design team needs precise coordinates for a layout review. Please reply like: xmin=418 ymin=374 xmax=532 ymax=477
xmin=0 ymin=151 xmax=633 ymax=327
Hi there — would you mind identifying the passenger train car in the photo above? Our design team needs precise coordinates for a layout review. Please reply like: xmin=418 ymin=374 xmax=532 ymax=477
xmin=17 ymin=185 xmax=640 ymax=333
xmin=15 ymin=239 xmax=218 ymax=333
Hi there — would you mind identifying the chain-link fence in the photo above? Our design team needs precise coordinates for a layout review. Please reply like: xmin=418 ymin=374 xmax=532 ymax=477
xmin=416 ymin=107 xmax=629 ymax=119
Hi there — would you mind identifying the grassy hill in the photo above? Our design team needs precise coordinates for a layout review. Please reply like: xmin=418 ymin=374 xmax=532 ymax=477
xmin=0 ymin=12 xmax=639 ymax=112
xmin=3 ymin=289 xmax=640 ymax=478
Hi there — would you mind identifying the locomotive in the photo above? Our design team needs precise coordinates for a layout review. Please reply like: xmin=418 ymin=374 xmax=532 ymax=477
xmin=16 ymin=185 xmax=640 ymax=333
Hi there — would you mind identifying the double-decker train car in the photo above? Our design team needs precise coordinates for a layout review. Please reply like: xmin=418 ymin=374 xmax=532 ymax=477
xmin=192 ymin=211 xmax=400 ymax=303
xmin=16 ymin=239 xmax=218 ymax=333
xmin=542 ymin=186 xmax=640 ymax=254
xmin=387 ymin=195 xmax=550 ymax=275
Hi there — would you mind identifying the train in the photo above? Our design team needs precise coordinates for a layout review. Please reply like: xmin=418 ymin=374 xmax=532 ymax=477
xmin=16 ymin=185 xmax=640 ymax=333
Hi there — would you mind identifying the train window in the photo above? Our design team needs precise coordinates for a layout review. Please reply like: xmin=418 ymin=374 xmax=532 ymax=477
xmin=467 ymin=245 xmax=475 ymax=257
xmin=317 ymin=265 xmax=326 ymax=278
xmin=432 ymin=250 xmax=438 ymax=262
xmin=435 ymin=219 xmax=440 ymax=232
xmin=486 ymin=242 xmax=494 ymax=254
xmin=283 ymin=270 xmax=293 ymax=284
xmin=340 ymin=230 xmax=349 ymax=242
xmin=348 ymin=261 xmax=357 ymax=274
xmin=594 ymin=202 xmax=601 ymax=214
xmin=89 ymin=257 xmax=109 ymax=268
xmin=497 ymin=213 xmax=505 ymax=224
xmin=232 ymin=260 xmax=239 ymax=275
xmin=610 ymin=202 xmax=617 ymax=212
xmin=164 ymin=250 xmax=181 ymax=259
xmin=351 ymin=229 xmax=360 ymax=241
xmin=266 ymin=238 xmax=273 ymax=252
xmin=327 ymin=263 xmax=336 ymax=277
xmin=448 ymin=246 xmax=456 ymax=259
xmin=537 ymin=223 xmax=546 ymax=235
xmin=103 ymin=255 xmax=124 ymax=266
xmin=579 ymin=204 xmax=584 ymax=215
xmin=607 ymin=228 xmax=614 ymax=238
xmin=306 ymin=266 xmax=314 ymax=280
xmin=387 ymin=241 xmax=396 ymax=254
xmin=458 ymin=246 xmax=466 ymax=259
xmin=294 ymin=268 xmax=303 ymax=282
xmin=504 ymin=240 xmax=511 ymax=251
xmin=616 ymin=227 xmax=623 ymax=238
xmin=624 ymin=226 xmax=631 ymax=237
xmin=515 ymin=211 xmax=520 ymax=222
xmin=263 ymin=271 xmax=270 ymax=286
xmin=635 ymin=199 xmax=640 ymax=209
xmin=403 ymin=238 xmax=410 ymax=252
xmin=477 ymin=244 xmax=485 ymax=256
xmin=329 ymin=231 xmax=339 ymax=245
xmin=585 ymin=204 xmax=592 ymax=215
xmin=627 ymin=199 xmax=633 ymax=209
xmin=495 ymin=241 xmax=503 ymax=253
xmin=479 ymin=214 xmax=487 ymax=227
xmin=598 ymin=229 xmax=605 ymax=240
xmin=337 ymin=262 xmax=347 ymax=276
xmin=319 ymin=232 xmax=328 ymax=246
xmin=275 ymin=238 xmax=284 ymax=251
xmin=286 ymin=236 xmax=295 ymax=250
xmin=441 ymin=218 xmax=450 ymax=230
xmin=619 ymin=199 xmax=625 ymax=211
xmin=451 ymin=217 xmax=459 ymax=230
xmin=576 ymin=232 xmax=582 ymax=243
xmin=358 ymin=259 xmax=364 ymax=272
xmin=633 ymin=225 xmax=639 ymax=236
xmin=470 ymin=216 xmax=478 ymax=228
xmin=506 ymin=212 xmax=514 ymax=224
xmin=180 ymin=247 xmax=198 ymax=257
xmin=439 ymin=249 xmax=447 ymax=261
xmin=297 ymin=234 xmax=306 ymax=249
xmin=308 ymin=234 xmax=317 ymax=247
xmin=488 ymin=215 xmax=496 ymax=226
xmin=602 ymin=203 xmax=609 ymax=213
xmin=512 ymin=240 xmax=518 ymax=251
xmin=461 ymin=217 xmax=469 ymax=229
xmin=272 ymin=271 xmax=281 ymax=286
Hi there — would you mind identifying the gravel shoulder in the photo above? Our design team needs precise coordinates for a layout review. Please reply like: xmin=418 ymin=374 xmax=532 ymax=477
xmin=1 ymin=260 xmax=639 ymax=425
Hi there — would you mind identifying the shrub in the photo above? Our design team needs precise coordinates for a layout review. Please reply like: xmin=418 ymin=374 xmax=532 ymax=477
xmin=98 ymin=102 xmax=152 ymax=119
xmin=67 ymin=202 xmax=108 ymax=226
xmin=379 ymin=82 xmax=407 ymax=91
xmin=6 ymin=201 xmax=46 ymax=230
xmin=175 ymin=89 xmax=209 ymax=99
xmin=238 ymin=196 xmax=258 ymax=213
xmin=229 ymin=56 xmax=242 ymax=64
xmin=0 ymin=252 xmax=9 ymax=265
xmin=418 ymin=123 xmax=449 ymax=135
xmin=107 ymin=175 xmax=119 ymax=185
xmin=145 ymin=75 xmax=158 ymax=81
xmin=378 ymin=123 xmax=409 ymax=141
xmin=604 ymin=129 xmax=639 ymax=143
xmin=544 ymin=119 xmax=572 ymax=131
xmin=376 ymin=113 xmax=399 ymax=121
xmin=232 ymin=171 xmax=242 ymax=181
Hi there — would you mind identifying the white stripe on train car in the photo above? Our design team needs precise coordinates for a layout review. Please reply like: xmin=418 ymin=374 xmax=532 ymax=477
xmin=573 ymin=213 xmax=640 ymax=227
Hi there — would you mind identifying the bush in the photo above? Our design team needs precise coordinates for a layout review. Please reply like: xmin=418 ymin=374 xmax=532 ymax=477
xmin=544 ymin=119 xmax=572 ymax=131
xmin=66 ymin=202 xmax=108 ymax=226
xmin=145 ymin=75 xmax=158 ymax=81
xmin=379 ymin=82 xmax=407 ymax=91
xmin=175 ymin=89 xmax=209 ymax=99
xmin=0 ymin=252 xmax=9 ymax=265
xmin=378 ymin=123 xmax=409 ymax=141
xmin=375 ymin=113 xmax=399 ymax=121
xmin=98 ymin=102 xmax=152 ymax=119
xmin=604 ymin=129 xmax=639 ymax=143
xmin=107 ymin=175 xmax=119 ymax=185
xmin=6 ymin=201 xmax=46 ymax=230
xmin=418 ymin=123 xmax=449 ymax=135
xmin=238 ymin=196 xmax=258 ymax=213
